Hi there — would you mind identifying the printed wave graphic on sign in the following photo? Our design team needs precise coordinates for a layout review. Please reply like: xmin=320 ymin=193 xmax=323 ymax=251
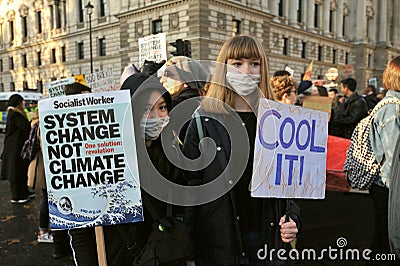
xmin=48 ymin=181 xmax=144 ymax=229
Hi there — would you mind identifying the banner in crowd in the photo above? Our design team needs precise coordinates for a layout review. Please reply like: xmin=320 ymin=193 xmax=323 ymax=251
xmin=39 ymin=90 xmax=143 ymax=229
xmin=138 ymin=33 xmax=167 ymax=67
xmin=251 ymin=99 xmax=329 ymax=199
xmin=85 ymin=69 xmax=116 ymax=93
xmin=45 ymin=75 xmax=86 ymax=98
xmin=339 ymin=64 xmax=354 ymax=79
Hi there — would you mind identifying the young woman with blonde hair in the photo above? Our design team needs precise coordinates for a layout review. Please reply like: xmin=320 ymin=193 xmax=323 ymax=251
xmin=183 ymin=35 xmax=300 ymax=265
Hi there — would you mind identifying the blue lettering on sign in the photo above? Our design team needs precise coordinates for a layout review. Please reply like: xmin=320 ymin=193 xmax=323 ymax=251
xmin=258 ymin=109 xmax=325 ymax=153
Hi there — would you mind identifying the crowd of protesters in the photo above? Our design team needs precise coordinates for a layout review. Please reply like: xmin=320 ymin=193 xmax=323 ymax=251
xmin=1 ymin=34 xmax=399 ymax=265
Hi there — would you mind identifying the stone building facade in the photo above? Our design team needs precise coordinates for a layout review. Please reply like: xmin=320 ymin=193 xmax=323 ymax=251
xmin=0 ymin=0 xmax=399 ymax=94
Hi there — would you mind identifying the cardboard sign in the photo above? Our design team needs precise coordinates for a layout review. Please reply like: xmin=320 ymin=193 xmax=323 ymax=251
xmin=302 ymin=96 xmax=332 ymax=115
xmin=39 ymin=90 xmax=143 ymax=229
xmin=138 ymin=33 xmax=167 ymax=67
xmin=251 ymin=99 xmax=328 ymax=199
xmin=85 ymin=69 xmax=116 ymax=93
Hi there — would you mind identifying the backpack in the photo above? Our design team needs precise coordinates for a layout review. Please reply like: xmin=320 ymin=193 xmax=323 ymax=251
xmin=21 ymin=123 xmax=40 ymax=161
xmin=344 ymin=97 xmax=400 ymax=190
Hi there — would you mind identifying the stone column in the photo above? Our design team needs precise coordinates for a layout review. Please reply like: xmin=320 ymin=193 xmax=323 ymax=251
xmin=289 ymin=0 xmax=297 ymax=26
xmin=377 ymin=0 xmax=388 ymax=43
xmin=306 ymin=0 xmax=315 ymax=31
xmin=322 ymin=0 xmax=330 ymax=35
xmin=270 ymin=0 xmax=278 ymax=19
xmin=355 ymin=0 xmax=366 ymax=41
xmin=336 ymin=0 xmax=344 ymax=38
xmin=393 ymin=0 xmax=400 ymax=44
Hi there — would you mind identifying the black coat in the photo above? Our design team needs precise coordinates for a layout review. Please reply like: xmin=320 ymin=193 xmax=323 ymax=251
xmin=182 ymin=110 xmax=301 ymax=265
xmin=330 ymin=92 xmax=368 ymax=139
xmin=1 ymin=109 xmax=30 ymax=182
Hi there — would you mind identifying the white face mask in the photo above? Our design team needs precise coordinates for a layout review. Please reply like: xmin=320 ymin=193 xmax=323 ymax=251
xmin=140 ymin=116 xmax=170 ymax=140
xmin=226 ymin=72 xmax=260 ymax=96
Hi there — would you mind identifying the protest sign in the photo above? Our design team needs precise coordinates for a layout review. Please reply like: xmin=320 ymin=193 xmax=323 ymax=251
xmin=39 ymin=90 xmax=143 ymax=229
xmin=251 ymin=99 xmax=328 ymax=199
xmin=302 ymin=96 xmax=332 ymax=114
xmin=85 ymin=69 xmax=116 ymax=93
xmin=138 ymin=33 xmax=167 ymax=67
xmin=45 ymin=75 xmax=87 ymax=98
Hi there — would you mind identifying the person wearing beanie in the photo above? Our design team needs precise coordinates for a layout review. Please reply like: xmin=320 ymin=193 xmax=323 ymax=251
xmin=160 ymin=56 xmax=209 ymax=106
xmin=160 ymin=56 xmax=209 ymax=143
xmin=1 ymin=94 xmax=33 ymax=204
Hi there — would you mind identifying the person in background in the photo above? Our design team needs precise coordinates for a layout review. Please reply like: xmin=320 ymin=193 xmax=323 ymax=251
xmin=270 ymin=73 xmax=297 ymax=105
xmin=160 ymin=56 xmax=209 ymax=143
xmin=311 ymin=85 xmax=329 ymax=97
xmin=296 ymin=80 xmax=313 ymax=106
xmin=28 ymin=110 xmax=73 ymax=258
xmin=0 ymin=94 xmax=34 ymax=203
xmin=370 ymin=56 xmax=400 ymax=260
xmin=182 ymin=35 xmax=300 ymax=265
xmin=328 ymin=88 xmax=342 ymax=136
xmin=363 ymin=84 xmax=381 ymax=111
xmin=330 ymin=77 xmax=368 ymax=139
xmin=160 ymin=56 xmax=209 ymax=106
xmin=120 ymin=64 xmax=141 ymax=85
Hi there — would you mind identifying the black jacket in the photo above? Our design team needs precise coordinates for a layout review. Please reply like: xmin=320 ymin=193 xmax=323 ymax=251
xmin=330 ymin=92 xmax=368 ymax=139
xmin=182 ymin=110 xmax=301 ymax=265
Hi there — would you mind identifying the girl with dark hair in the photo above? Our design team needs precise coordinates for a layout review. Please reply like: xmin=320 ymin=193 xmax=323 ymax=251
xmin=1 ymin=94 xmax=33 ymax=203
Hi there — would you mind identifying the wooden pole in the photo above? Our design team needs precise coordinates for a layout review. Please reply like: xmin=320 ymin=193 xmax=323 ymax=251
xmin=95 ymin=226 xmax=107 ymax=266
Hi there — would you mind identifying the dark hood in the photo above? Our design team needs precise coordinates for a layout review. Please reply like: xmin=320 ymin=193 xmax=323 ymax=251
xmin=121 ymin=73 xmax=173 ymax=112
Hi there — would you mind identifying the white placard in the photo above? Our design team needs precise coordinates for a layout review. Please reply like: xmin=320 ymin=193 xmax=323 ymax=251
xmin=251 ymin=99 xmax=328 ymax=199
xmin=138 ymin=33 xmax=167 ymax=66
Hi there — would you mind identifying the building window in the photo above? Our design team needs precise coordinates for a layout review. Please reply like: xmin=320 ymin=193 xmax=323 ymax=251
xmin=318 ymin=45 xmax=322 ymax=61
xmin=22 ymin=16 xmax=28 ymax=38
xmin=36 ymin=11 xmax=42 ymax=34
xmin=368 ymin=54 xmax=372 ymax=68
xmin=283 ymin=37 xmax=288 ymax=55
xmin=332 ymin=49 xmax=336 ymax=64
xmin=37 ymin=51 xmax=41 ymax=66
xmin=9 ymin=20 xmax=14 ymax=42
xmin=342 ymin=15 xmax=346 ymax=37
xmin=22 ymin=54 xmax=27 ymax=68
xmin=10 ymin=82 xmax=15 ymax=91
xmin=37 ymin=80 xmax=43 ymax=93
xmin=78 ymin=0 xmax=84 ymax=23
xmin=329 ymin=10 xmax=335 ymax=33
xmin=314 ymin=4 xmax=320 ymax=28
xmin=0 ymin=83 xmax=4 ymax=92
xmin=23 ymin=80 xmax=29 ymax=90
xmin=50 ymin=5 xmax=54 ymax=29
xmin=9 ymin=56 xmax=14 ymax=70
xmin=100 ymin=0 xmax=107 ymax=17
xmin=345 ymin=52 xmax=349 ymax=64
xmin=78 ymin=42 xmax=84 ymax=59
xmin=61 ymin=46 xmax=66 ymax=62
xmin=152 ymin=19 xmax=162 ymax=34
xmin=55 ymin=3 xmax=62 ymax=29
xmin=0 ymin=58 xmax=3 ymax=72
xmin=51 ymin=48 xmax=56 ymax=64
xmin=297 ymin=0 xmax=302 ymax=23
xmin=301 ymin=42 xmax=306 ymax=58
xmin=99 ymin=38 xmax=106 ymax=56
xmin=278 ymin=0 xmax=283 ymax=17
xmin=232 ymin=19 xmax=241 ymax=36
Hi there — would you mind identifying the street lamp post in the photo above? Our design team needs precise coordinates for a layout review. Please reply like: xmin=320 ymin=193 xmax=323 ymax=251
xmin=85 ymin=1 xmax=94 ymax=73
